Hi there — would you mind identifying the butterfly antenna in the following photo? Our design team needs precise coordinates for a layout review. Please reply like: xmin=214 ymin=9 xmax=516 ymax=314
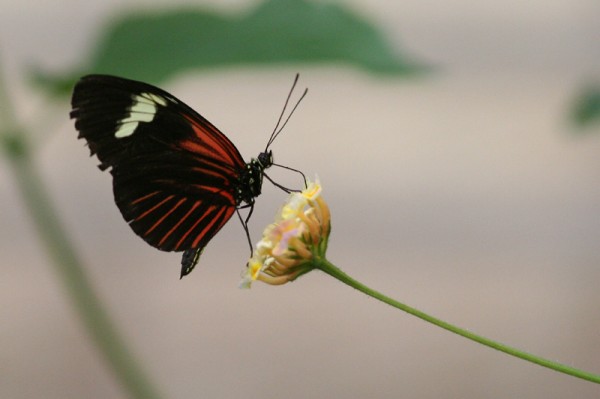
xmin=265 ymin=74 xmax=308 ymax=151
xmin=266 ymin=74 xmax=299 ymax=150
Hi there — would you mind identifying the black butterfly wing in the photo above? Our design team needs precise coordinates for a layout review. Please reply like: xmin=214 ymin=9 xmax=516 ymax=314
xmin=71 ymin=75 xmax=246 ymax=266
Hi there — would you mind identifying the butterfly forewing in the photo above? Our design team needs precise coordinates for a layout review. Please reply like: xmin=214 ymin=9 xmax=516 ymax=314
xmin=71 ymin=75 xmax=247 ymax=268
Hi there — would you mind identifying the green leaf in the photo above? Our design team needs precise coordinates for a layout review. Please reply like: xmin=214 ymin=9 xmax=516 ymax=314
xmin=571 ymin=83 xmax=600 ymax=131
xmin=35 ymin=0 xmax=426 ymax=95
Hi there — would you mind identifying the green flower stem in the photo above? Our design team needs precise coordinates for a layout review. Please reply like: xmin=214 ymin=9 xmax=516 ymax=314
xmin=315 ymin=258 xmax=600 ymax=385
xmin=0 ymin=64 xmax=163 ymax=399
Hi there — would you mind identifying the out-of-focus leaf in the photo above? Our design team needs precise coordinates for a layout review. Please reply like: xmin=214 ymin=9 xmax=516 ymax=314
xmin=35 ymin=0 xmax=425 ymax=96
xmin=571 ymin=83 xmax=600 ymax=131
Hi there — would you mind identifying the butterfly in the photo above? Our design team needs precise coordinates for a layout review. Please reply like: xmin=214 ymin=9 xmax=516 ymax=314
xmin=70 ymin=74 xmax=306 ymax=278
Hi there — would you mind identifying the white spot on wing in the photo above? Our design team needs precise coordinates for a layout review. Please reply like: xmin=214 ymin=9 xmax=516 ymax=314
xmin=115 ymin=92 xmax=167 ymax=138
xmin=148 ymin=93 xmax=168 ymax=106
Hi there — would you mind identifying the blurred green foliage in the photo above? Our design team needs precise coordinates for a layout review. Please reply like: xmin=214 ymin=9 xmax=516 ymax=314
xmin=571 ymin=83 xmax=600 ymax=131
xmin=36 ymin=0 xmax=424 ymax=96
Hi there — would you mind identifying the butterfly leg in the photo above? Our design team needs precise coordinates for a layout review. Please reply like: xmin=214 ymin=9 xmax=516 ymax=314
xmin=236 ymin=206 xmax=254 ymax=256
xmin=263 ymin=173 xmax=296 ymax=194
xmin=272 ymin=162 xmax=307 ymax=188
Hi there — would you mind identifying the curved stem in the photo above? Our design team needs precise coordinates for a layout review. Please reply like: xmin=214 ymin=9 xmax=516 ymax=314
xmin=315 ymin=258 xmax=600 ymax=384
xmin=0 ymin=63 xmax=163 ymax=399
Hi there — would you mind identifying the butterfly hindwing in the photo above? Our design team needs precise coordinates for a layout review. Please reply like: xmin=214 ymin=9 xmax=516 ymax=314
xmin=71 ymin=75 xmax=245 ymax=258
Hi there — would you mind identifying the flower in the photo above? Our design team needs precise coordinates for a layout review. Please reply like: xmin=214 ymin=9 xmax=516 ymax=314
xmin=240 ymin=178 xmax=330 ymax=288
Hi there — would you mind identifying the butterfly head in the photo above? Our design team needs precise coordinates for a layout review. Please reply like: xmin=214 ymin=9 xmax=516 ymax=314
xmin=257 ymin=150 xmax=274 ymax=169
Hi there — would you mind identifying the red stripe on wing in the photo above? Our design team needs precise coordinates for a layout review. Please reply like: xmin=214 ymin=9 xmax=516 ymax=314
xmin=182 ymin=114 xmax=245 ymax=169
xmin=131 ymin=191 xmax=161 ymax=205
xmin=135 ymin=194 xmax=175 ymax=221
xmin=158 ymin=200 xmax=200 ymax=248
xmin=174 ymin=204 xmax=235 ymax=250
xmin=144 ymin=197 xmax=187 ymax=236
xmin=191 ymin=206 xmax=233 ymax=248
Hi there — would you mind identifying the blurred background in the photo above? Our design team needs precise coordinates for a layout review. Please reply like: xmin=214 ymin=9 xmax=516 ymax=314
xmin=1 ymin=0 xmax=599 ymax=398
